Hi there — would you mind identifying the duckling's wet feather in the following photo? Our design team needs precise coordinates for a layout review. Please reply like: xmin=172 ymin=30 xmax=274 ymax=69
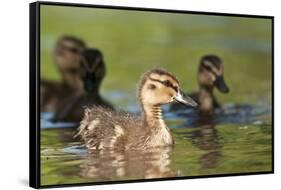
xmin=77 ymin=106 xmax=146 ymax=150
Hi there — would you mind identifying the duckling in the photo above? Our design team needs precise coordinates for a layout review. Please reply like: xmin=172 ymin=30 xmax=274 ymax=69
xmin=53 ymin=48 xmax=113 ymax=123
xmin=54 ymin=35 xmax=86 ymax=76
xmin=171 ymin=55 xmax=229 ymax=113
xmin=195 ymin=55 xmax=230 ymax=112
xmin=76 ymin=68 xmax=197 ymax=150
xmin=41 ymin=36 xmax=86 ymax=112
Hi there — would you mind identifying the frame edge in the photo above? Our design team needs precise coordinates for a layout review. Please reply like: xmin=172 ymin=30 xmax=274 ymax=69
xmin=29 ymin=1 xmax=40 ymax=189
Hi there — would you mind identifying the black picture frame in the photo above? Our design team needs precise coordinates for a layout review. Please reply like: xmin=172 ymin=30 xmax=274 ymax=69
xmin=29 ymin=1 xmax=274 ymax=189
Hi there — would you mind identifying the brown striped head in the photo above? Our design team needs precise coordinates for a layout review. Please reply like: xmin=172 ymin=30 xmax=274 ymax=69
xmin=79 ymin=48 xmax=105 ymax=93
xmin=138 ymin=68 xmax=197 ymax=107
xmin=198 ymin=55 xmax=230 ymax=93
xmin=54 ymin=35 xmax=86 ymax=72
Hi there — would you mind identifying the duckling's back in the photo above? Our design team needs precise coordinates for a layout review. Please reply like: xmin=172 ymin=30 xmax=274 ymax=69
xmin=53 ymin=94 xmax=114 ymax=123
xmin=41 ymin=80 xmax=75 ymax=112
xmin=77 ymin=106 xmax=146 ymax=151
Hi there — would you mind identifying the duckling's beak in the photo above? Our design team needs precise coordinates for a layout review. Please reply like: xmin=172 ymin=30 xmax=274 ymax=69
xmin=214 ymin=76 xmax=230 ymax=93
xmin=173 ymin=91 xmax=198 ymax=107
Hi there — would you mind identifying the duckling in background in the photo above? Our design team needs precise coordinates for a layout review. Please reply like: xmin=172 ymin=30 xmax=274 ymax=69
xmin=195 ymin=55 xmax=229 ymax=112
xmin=54 ymin=35 xmax=86 ymax=77
xmin=171 ymin=55 xmax=229 ymax=114
xmin=41 ymin=36 xmax=86 ymax=112
xmin=76 ymin=68 xmax=197 ymax=151
xmin=53 ymin=48 xmax=113 ymax=123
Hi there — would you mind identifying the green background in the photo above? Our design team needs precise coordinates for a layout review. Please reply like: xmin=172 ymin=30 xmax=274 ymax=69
xmin=40 ymin=5 xmax=272 ymax=105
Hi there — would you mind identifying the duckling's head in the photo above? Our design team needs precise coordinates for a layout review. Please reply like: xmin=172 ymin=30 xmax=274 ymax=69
xmin=79 ymin=48 xmax=105 ymax=93
xmin=198 ymin=55 xmax=230 ymax=93
xmin=138 ymin=68 xmax=197 ymax=108
xmin=54 ymin=35 xmax=86 ymax=71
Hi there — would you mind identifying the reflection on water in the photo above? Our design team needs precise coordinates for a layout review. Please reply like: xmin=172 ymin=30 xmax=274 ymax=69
xmin=40 ymin=93 xmax=272 ymax=185
xmin=192 ymin=114 xmax=223 ymax=169
xmin=80 ymin=147 xmax=174 ymax=180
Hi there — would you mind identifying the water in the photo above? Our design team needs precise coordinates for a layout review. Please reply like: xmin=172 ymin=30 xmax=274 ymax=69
xmin=40 ymin=92 xmax=272 ymax=185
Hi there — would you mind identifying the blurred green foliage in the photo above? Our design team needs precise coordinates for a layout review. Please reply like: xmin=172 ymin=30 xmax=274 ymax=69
xmin=40 ymin=5 xmax=272 ymax=104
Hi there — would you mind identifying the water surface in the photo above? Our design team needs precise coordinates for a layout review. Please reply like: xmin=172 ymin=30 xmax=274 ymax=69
xmin=41 ymin=98 xmax=272 ymax=185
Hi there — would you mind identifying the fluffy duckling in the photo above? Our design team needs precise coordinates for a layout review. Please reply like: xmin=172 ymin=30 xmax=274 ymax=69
xmin=53 ymin=48 xmax=113 ymax=123
xmin=55 ymin=36 xmax=86 ymax=76
xmin=41 ymin=36 xmax=86 ymax=112
xmin=172 ymin=55 xmax=229 ymax=113
xmin=76 ymin=68 xmax=197 ymax=150
xmin=195 ymin=55 xmax=229 ymax=112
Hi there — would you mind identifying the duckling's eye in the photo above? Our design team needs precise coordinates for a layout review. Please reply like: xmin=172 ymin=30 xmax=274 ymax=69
xmin=66 ymin=68 xmax=78 ymax=74
xmin=204 ymin=65 xmax=212 ymax=71
xmin=69 ymin=47 xmax=79 ymax=54
xmin=148 ymin=84 xmax=156 ymax=90
xmin=163 ymin=80 xmax=171 ymax=86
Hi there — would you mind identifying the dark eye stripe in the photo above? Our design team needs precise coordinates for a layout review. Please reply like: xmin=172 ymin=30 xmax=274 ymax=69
xmin=80 ymin=56 xmax=103 ymax=73
xmin=204 ymin=65 xmax=219 ymax=77
xmin=93 ymin=59 xmax=103 ymax=71
xmin=209 ymin=70 xmax=218 ymax=77
xmin=148 ymin=77 xmax=178 ymax=92
xmin=61 ymin=44 xmax=80 ymax=54
xmin=203 ymin=63 xmax=222 ymax=77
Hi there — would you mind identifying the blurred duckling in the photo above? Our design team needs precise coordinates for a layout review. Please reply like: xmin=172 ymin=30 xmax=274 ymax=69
xmin=41 ymin=36 xmax=86 ymax=112
xmin=172 ymin=55 xmax=229 ymax=113
xmin=53 ymin=48 xmax=113 ymax=123
xmin=76 ymin=68 xmax=197 ymax=151
xmin=54 ymin=35 xmax=86 ymax=78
